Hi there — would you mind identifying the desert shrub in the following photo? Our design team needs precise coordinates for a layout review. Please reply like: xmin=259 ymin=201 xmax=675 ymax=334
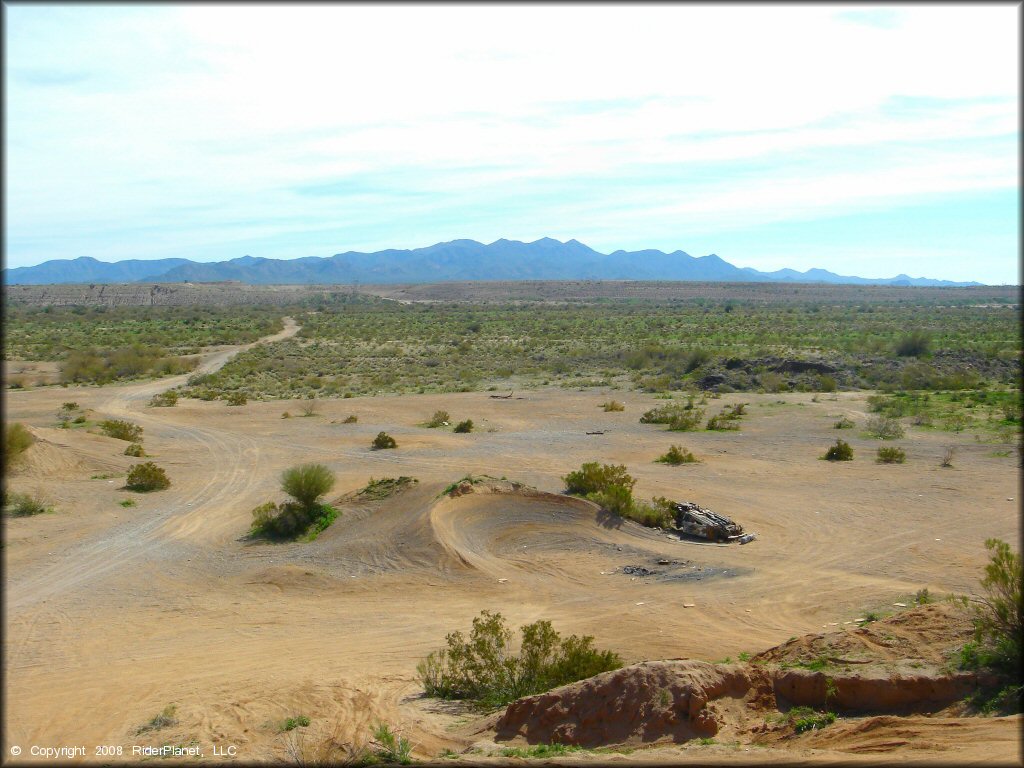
xmin=100 ymin=419 xmax=143 ymax=442
xmin=817 ymin=375 xmax=837 ymax=392
xmin=225 ymin=391 xmax=247 ymax=406
xmin=866 ymin=415 xmax=905 ymax=439
xmin=563 ymin=462 xmax=635 ymax=496
xmin=3 ymin=491 xmax=51 ymax=517
xmin=970 ymin=538 xmax=1022 ymax=678
xmin=656 ymin=445 xmax=697 ymax=465
xmin=639 ymin=404 xmax=686 ymax=424
xmin=250 ymin=500 xmax=328 ymax=539
xmin=281 ymin=715 xmax=311 ymax=732
xmin=564 ymin=463 xmax=671 ymax=528
xmin=426 ymin=410 xmax=450 ymax=428
xmin=834 ymin=416 xmax=855 ymax=429
xmin=788 ymin=707 xmax=836 ymax=733
xmin=148 ymin=391 xmax=178 ymax=407
xmin=281 ymin=463 xmax=335 ymax=510
xmin=123 ymin=443 xmax=145 ymax=457
xmin=125 ymin=462 xmax=170 ymax=491
xmin=706 ymin=413 xmax=740 ymax=430
xmin=358 ymin=476 xmax=417 ymax=500
xmin=136 ymin=705 xmax=178 ymax=734
xmin=915 ymin=588 xmax=934 ymax=605
xmin=453 ymin=419 xmax=474 ymax=433
xmin=369 ymin=724 xmax=413 ymax=765
xmin=5 ymin=422 xmax=35 ymax=461
xmin=299 ymin=398 xmax=320 ymax=417
xmin=601 ymin=400 xmax=625 ymax=412
xmin=941 ymin=445 xmax=957 ymax=467
xmin=417 ymin=610 xmax=622 ymax=708
xmin=281 ymin=411 xmax=291 ymax=419
xmin=343 ymin=414 xmax=358 ymax=423
xmin=624 ymin=498 xmax=675 ymax=528
xmin=823 ymin=439 xmax=853 ymax=461
xmin=586 ymin=484 xmax=635 ymax=517
xmin=668 ymin=407 xmax=705 ymax=431
xmin=894 ymin=330 xmax=931 ymax=357
xmin=372 ymin=431 xmax=397 ymax=450
xmin=760 ymin=371 xmax=787 ymax=392
xmin=876 ymin=446 xmax=906 ymax=463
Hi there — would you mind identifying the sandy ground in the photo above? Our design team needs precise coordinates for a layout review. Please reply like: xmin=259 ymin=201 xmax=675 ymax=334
xmin=3 ymin=322 xmax=1020 ymax=764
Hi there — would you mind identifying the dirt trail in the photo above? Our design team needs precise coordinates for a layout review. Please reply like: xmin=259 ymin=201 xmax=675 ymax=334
xmin=6 ymin=318 xmax=300 ymax=611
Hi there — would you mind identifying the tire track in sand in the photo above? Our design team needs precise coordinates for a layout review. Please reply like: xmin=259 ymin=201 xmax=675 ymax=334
xmin=6 ymin=318 xmax=300 ymax=611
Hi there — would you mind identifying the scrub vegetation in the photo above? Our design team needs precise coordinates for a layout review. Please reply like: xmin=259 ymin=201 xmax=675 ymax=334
xmin=3 ymin=304 xmax=283 ymax=385
xmin=164 ymin=297 xmax=1018 ymax=401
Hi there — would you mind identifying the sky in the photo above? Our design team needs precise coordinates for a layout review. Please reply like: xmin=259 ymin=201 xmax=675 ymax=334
xmin=4 ymin=4 xmax=1020 ymax=284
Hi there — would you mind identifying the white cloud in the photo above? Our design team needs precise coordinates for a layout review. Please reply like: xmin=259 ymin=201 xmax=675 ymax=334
xmin=4 ymin=4 xmax=1019 ymax=280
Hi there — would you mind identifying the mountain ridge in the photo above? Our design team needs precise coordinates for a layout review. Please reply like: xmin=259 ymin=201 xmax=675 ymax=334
xmin=3 ymin=239 xmax=984 ymax=286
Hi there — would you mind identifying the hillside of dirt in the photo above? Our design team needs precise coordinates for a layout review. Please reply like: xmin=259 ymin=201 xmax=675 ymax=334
xmin=483 ymin=603 xmax=1009 ymax=754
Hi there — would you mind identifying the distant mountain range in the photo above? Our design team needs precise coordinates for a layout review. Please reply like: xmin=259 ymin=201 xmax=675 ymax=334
xmin=3 ymin=238 xmax=983 ymax=286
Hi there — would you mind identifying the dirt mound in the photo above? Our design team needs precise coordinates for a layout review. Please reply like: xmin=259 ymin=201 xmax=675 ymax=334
xmin=753 ymin=602 xmax=975 ymax=672
xmin=6 ymin=428 xmax=119 ymax=479
xmin=494 ymin=660 xmax=773 ymax=747
xmin=489 ymin=602 xmax=1003 ymax=750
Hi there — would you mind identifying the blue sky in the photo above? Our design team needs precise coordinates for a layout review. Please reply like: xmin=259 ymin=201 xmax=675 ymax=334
xmin=4 ymin=4 xmax=1019 ymax=283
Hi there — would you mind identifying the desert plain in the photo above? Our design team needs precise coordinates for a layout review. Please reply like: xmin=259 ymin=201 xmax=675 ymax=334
xmin=3 ymin=313 xmax=1021 ymax=766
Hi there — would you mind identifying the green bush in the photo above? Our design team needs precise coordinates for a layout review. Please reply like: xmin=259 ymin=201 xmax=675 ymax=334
xmin=251 ymin=500 xmax=306 ymax=538
xmin=834 ymin=416 xmax=855 ymax=429
xmin=601 ymin=400 xmax=625 ymax=412
xmin=894 ymin=330 xmax=931 ymax=357
xmin=343 ymin=414 xmax=358 ymax=423
xmin=668 ymin=408 xmax=705 ymax=431
xmin=3 ymin=491 xmax=51 ymax=517
xmin=100 ymin=419 xmax=143 ymax=442
xmin=453 ymin=419 xmax=474 ymax=433
xmin=656 ymin=445 xmax=697 ymax=465
xmin=125 ymin=462 xmax=170 ymax=491
xmin=426 ymin=410 xmax=450 ymax=428
xmin=281 ymin=715 xmax=311 ymax=732
xmin=225 ymin=391 xmax=247 ymax=406
xmin=249 ymin=463 xmax=340 ymax=540
xmin=281 ymin=463 xmax=335 ymax=510
xmin=563 ymin=462 xmax=635 ymax=496
xmin=823 ymin=439 xmax=853 ymax=461
xmin=624 ymin=498 xmax=674 ymax=528
xmin=123 ymin=443 xmax=145 ymax=457
xmin=372 ymin=431 xmax=397 ymax=449
xmin=148 ymin=391 xmax=178 ymax=407
xmin=369 ymin=724 xmax=412 ymax=765
xmin=789 ymin=707 xmax=836 ymax=733
xmin=970 ymin=538 xmax=1022 ymax=678
xmin=586 ymin=484 xmax=635 ymax=517
xmin=706 ymin=413 xmax=740 ymax=430
xmin=639 ymin=403 xmax=686 ymax=424
xmin=417 ymin=610 xmax=622 ymax=708
xmin=876 ymin=446 xmax=906 ymax=463
xmin=5 ymin=423 xmax=35 ymax=461
xmin=867 ymin=415 xmax=905 ymax=439
xmin=818 ymin=375 xmax=837 ymax=392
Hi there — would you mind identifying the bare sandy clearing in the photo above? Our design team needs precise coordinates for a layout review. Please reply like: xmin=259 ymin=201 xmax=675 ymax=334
xmin=3 ymin=334 xmax=1019 ymax=763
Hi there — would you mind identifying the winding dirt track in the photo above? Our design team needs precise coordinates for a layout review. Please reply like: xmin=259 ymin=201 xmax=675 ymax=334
xmin=4 ymin=329 xmax=1021 ymax=764
xmin=6 ymin=318 xmax=301 ymax=611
